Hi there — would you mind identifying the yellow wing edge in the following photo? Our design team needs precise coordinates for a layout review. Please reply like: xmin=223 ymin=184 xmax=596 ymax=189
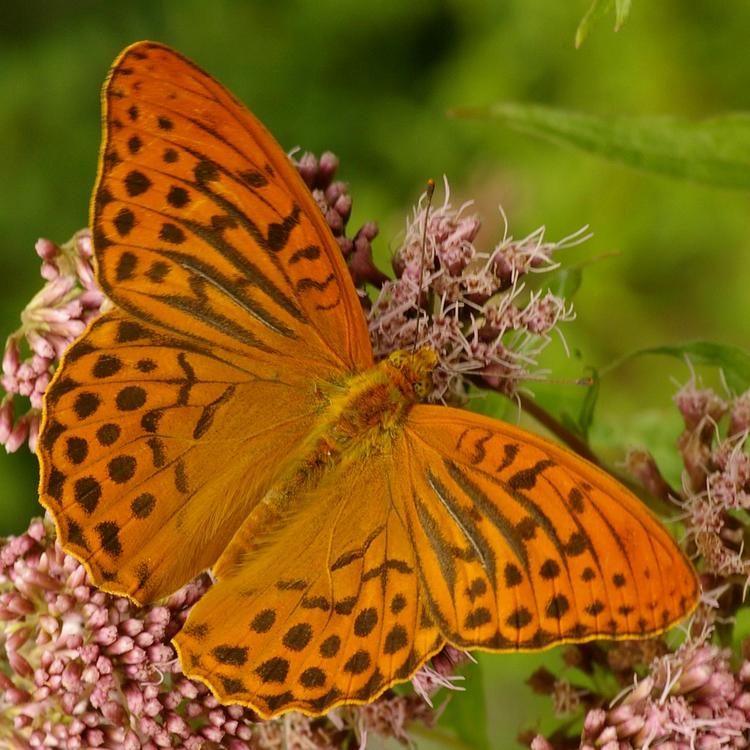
xmin=171 ymin=631 xmax=446 ymax=720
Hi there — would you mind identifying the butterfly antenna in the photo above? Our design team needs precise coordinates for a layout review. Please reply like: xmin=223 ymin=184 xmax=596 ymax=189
xmin=413 ymin=179 xmax=435 ymax=353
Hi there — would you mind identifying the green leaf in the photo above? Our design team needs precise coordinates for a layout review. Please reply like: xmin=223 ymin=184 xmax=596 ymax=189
xmin=453 ymin=104 xmax=750 ymax=190
xmin=614 ymin=0 xmax=632 ymax=30
xmin=575 ymin=0 xmax=614 ymax=48
xmin=614 ymin=341 xmax=750 ymax=393
xmin=575 ymin=0 xmax=630 ymax=46
xmin=577 ymin=367 xmax=600 ymax=439
xmin=546 ymin=266 xmax=583 ymax=300
xmin=557 ymin=368 xmax=599 ymax=442
xmin=439 ymin=659 xmax=491 ymax=750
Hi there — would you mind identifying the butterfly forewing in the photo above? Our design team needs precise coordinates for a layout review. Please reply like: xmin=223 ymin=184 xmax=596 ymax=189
xmin=40 ymin=40 xmax=378 ymax=605
xmin=94 ymin=41 xmax=372 ymax=374
xmin=401 ymin=406 xmax=699 ymax=650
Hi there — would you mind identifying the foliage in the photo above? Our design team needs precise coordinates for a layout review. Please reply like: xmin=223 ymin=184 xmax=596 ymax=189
xmin=575 ymin=0 xmax=632 ymax=48
xmin=455 ymin=105 xmax=750 ymax=191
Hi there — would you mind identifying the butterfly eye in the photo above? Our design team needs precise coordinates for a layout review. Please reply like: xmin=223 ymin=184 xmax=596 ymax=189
xmin=389 ymin=351 xmax=405 ymax=367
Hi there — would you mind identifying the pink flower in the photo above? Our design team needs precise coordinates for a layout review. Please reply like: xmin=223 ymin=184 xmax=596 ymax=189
xmin=578 ymin=634 xmax=750 ymax=749
xmin=0 ymin=231 xmax=107 ymax=453
xmin=530 ymin=626 xmax=750 ymax=750
xmin=293 ymin=151 xmax=387 ymax=288
xmin=674 ymin=378 xmax=750 ymax=583
xmin=368 ymin=181 xmax=581 ymax=402
xmin=0 ymin=517 xmax=450 ymax=749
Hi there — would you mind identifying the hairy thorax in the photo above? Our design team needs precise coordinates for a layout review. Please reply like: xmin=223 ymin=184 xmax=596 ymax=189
xmin=291 ymin=347 xmax=438 ymax=490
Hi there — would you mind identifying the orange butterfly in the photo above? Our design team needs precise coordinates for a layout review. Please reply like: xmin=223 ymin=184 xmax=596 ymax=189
xmin=37 ymin=41 xmax=699 ymax=718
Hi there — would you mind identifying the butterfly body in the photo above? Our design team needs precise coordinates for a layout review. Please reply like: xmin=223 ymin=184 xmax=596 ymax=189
xmin=37 ymin=41 xmax=698 ymax=719
xmin=219 ymin=347 xmax=439 ymax=569
xmin=316 ymin=347 xmax=437 ymax=443
xmin=276 ymin=346 xmax=438 ymax=481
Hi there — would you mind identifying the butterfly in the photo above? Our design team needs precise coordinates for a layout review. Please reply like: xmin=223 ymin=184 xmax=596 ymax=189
xmin=37 ymin=41 xmax=699 ymax=718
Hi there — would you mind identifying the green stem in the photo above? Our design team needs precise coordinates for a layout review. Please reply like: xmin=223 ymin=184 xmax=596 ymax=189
xmin=516 ymin=392 xmax=601 ymax=466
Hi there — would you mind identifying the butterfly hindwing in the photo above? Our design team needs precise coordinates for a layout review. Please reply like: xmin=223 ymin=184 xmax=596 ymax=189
xmin=93 ymin=41 xmax=372 ymax=375
xmin=400 ymin=406 xmax=699 ymax=650
xmin=38 ymin=310 xmax=324 ymax=603
xmin=173 ymin=453 xmax=443 ymax=717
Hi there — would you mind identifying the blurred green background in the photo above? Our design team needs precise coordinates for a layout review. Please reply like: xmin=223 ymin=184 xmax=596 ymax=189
xmin=1 ymin=1 xmax=748 ymax=746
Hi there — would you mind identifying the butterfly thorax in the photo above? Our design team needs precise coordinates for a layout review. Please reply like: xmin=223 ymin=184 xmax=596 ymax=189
xmin=276 ymin=347 xmax=438 ymax=493
xmin=220 ymin=348 xmax=439 ymax=569
xmin=323 ymin=346 xmax=436 ymax=446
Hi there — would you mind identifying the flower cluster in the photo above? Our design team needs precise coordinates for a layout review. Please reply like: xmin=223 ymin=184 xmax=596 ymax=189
xmin=676 ymin=380 xmax=750 ymax=585
xmin=1 ymin=231 xmax=106 ymax=453
xmin=367 ymin=182 xmax=582 ymax=402
xmin=0 ymin=517 xmax=446 ymax=749
xmin=293 ymin=151 xmax=387 ymax=288
xmin=529 ymin=375 xmax=750 ymax=749
xmin=531 ymin=621 xmax=750 ymax=750
xmin=293 ymin=153 xmax=581 ymax=403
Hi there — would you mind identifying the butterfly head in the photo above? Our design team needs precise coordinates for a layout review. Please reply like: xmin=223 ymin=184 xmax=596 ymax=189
xmin=384 ymin=347 xmax=438 ymax=403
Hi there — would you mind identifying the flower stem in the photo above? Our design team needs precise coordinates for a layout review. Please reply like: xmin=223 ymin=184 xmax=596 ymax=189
xmin=517 ymin=392 xmax=601 ymax=465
